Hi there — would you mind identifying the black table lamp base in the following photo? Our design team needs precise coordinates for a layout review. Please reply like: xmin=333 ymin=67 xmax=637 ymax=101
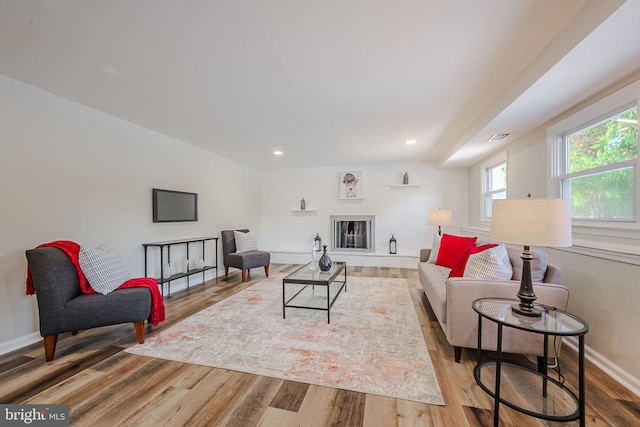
xmin=511 ymin=246 xmax=543 ymax=317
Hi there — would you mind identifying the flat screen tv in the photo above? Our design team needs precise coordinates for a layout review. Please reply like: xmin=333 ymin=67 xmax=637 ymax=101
xmin=152 ymin=188 xmax=198 ymax=223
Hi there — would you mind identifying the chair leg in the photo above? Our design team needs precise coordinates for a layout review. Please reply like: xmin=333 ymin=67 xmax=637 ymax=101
xmin=133 ymin=321 xmax=145 ymax=344
xmin=224 ymin=266 xmax=229 ymax=278
xmin=242 ymin=269 xmax=247 ymax=282
xmin=43 ymin=334 xmax=58 ymax=362
xmin=264 ymin=265 xmax=270 ymax=277
xmin=454 ymin=347 xmax=462 ymax=363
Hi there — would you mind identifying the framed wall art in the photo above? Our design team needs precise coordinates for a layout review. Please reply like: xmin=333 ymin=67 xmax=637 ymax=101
xmin=338 ymin=171 xmax=363 ymax=199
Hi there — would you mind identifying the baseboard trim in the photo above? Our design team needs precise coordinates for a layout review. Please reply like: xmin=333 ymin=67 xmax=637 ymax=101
xmin=0 ymin=332 xmax=41 ymax=356
xmin=564 ymin=336 xmax=640 ymax=398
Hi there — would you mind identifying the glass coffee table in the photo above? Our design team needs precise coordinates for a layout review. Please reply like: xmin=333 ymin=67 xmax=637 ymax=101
xmin=282 ymin=262 xmax=347 ymax=323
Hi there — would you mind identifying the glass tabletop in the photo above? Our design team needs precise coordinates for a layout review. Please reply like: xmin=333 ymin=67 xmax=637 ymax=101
xmin=473 ymin=298 xmax=589 ymax=336
xmin=283 ymin=261 xmax=346 ymax=285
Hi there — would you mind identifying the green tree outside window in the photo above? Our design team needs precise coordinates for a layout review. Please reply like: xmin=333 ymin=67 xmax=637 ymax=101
xmin=564 ymin=107 xmax=637 ymax=219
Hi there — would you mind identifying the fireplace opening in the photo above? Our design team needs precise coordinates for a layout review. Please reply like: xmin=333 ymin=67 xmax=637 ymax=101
xmin=331 ymin=215 xmax=375 ymax=252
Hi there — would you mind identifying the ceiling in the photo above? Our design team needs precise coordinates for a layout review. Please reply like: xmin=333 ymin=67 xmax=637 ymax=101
xmin=1 ymin=0 xmax=639 ymax=170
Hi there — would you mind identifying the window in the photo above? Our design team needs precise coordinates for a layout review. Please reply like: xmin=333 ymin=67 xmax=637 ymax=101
xmin=482 ymin=153 xmax=507 ymax=219
xmin=548 ymin=80 xmax=640 ymax=259
xmin=556 ymin=105 xmax=637 ymax=221
xmin=549 ymin=78 xmax=640 ymax=230
xmin=559 ymin=106 xmax=638 ymax=221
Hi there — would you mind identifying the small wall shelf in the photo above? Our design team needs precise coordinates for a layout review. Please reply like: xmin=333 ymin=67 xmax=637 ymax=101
xmin=389 ymin=184 xmax=421 ymax=188
xmin=292 ymin=209 xmax=318 ymax=216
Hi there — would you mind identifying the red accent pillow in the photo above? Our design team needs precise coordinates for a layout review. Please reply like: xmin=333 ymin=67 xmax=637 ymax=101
xmin=435 ymin=234 xmax=478 ymax=268
xmin=448 ymin=244 xmax=498 ymax=278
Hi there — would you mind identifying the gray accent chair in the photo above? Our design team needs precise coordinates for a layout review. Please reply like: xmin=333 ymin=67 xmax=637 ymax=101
xmin=221 ymin=229 xmax=270 ymax=282
xmin=26 ymin=247 xmax=152 ymax=362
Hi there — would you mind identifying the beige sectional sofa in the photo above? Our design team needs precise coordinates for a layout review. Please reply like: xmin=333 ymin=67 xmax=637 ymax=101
xmin=418 ymin=244 xmax=570 ymax=364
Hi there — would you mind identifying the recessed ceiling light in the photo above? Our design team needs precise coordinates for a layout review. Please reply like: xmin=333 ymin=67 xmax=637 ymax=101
xmin=405 ymin=139 xmax=416 ymax=145
xmin=273 ymin=150 xmax=283 ymax=155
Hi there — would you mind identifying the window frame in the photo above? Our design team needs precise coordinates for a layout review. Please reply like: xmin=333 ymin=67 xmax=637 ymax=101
xmin=481 ymin=151 xmax=507 ymax=222
xmin=558 ymin=103 xmax=637 ymax=222
xmin=548 ymin=78 xmax=640 ymax=235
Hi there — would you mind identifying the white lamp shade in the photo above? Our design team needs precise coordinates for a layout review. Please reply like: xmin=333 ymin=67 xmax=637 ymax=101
xmin=490 ymin=198 xmax=572 ymax=247
xmin=427 ymin=209 xmax=452 ymax=226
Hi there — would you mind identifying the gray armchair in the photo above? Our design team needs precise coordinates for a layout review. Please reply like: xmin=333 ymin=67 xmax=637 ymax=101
xmin=221 ymin=229 xmax=270 ymax=282
xmin=26 ymin=247 xmax=152 ymax=362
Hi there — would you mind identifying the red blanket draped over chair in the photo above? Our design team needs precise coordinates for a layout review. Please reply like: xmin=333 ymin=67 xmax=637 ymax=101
xmin=26 ymin=240 xmax=165 ymax=326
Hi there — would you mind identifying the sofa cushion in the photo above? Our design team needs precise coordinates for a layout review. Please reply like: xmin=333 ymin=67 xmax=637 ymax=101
xmin=507 ymin=246 xmax=548 ymax=282
xmin=463 ymin=244 xmax=513 ymax=280
xmin=436 ymin=234 xmax=477 ymax=268
xmin=449 ymin=243 xmax=498 ymax=278
xmin=79 ymin=246 xmax=130 ymax=295
xmin=418 ymin=262 xmax=450 ymax=326
xmin=234 ymin=230 xmax=258 ymax=253
xmin=427 ymin=234 xmax=441 ymax=263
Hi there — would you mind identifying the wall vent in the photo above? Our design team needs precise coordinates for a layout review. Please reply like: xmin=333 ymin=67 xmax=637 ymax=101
xmin=488 ymin=133 xmax=510 ymax=142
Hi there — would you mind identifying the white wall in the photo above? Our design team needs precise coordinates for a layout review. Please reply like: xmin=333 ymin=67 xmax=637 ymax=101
xmin=468 ymin=108 xmax=640 ymax=392
xmin=0 ymin=75 xmax=262 ymax=352
xmin=261 ymin=162 xmax=468 ymax=267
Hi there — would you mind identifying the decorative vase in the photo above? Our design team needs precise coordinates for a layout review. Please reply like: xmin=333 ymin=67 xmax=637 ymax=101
xmin=318 ymin=245 xmax=332 ymax=271
xmin=403 ymin=172 xmax=409 ymax=185
xmin=300 ymin=198 xmax=306 ymax=210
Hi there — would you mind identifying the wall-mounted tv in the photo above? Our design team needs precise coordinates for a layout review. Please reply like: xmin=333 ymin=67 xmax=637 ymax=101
xmin=152 ymin=188 xmax=198 ymax=223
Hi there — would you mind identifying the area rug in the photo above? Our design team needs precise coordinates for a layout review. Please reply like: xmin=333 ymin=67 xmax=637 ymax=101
xmin=126 ymin=275 xmax=444 ymax=405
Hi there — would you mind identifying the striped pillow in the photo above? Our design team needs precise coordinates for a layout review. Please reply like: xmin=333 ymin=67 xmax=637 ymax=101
xmin=427 ymin=234 xmax=441 ymax=263
xmin=79 ymin=246 xmax=130 ymax=295
xmin=234 ymin=230 xmax=258 ymax=253
xmin=463 ymin=244 xmax=513 ymax=280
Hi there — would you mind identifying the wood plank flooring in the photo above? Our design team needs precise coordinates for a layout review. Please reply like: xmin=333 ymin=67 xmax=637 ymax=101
xmin=1 ymin=264 xmax=638 ymax=426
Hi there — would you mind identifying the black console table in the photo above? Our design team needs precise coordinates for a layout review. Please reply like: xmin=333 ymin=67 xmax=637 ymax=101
xmin=143 ymin=237 xmax=218 ymax=297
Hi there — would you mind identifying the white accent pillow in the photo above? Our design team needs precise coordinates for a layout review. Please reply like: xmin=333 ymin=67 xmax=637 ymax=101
xmin=427 ymin=234 xmax=441 ymax=263
xmin=234 ymin=231 xmax=258 ymax=253
xmin=79 ymin=246 xmax=131 ymax=295
xmin=463 ymin=244 xmax=513 ymax=280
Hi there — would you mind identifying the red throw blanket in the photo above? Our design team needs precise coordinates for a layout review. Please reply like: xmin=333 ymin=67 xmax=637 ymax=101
xmin=26 ymin=240 xmax=165 ymax=326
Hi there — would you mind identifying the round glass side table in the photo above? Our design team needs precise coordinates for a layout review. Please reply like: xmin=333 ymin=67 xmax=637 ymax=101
xmin=472 ymin=298 xmax=589 ymax=427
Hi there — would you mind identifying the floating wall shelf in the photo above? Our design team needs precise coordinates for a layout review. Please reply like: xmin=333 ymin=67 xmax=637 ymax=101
xmin=291 ymin=209 xmax=318 ymax=216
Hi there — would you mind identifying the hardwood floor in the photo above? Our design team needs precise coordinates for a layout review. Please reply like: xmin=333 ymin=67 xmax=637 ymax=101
xmin=1 ymin=265 xmax=638 ymax=426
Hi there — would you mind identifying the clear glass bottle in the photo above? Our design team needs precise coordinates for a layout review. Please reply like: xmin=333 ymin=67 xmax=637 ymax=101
xmin=313 ymin=233 xmax=321 ymax=251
